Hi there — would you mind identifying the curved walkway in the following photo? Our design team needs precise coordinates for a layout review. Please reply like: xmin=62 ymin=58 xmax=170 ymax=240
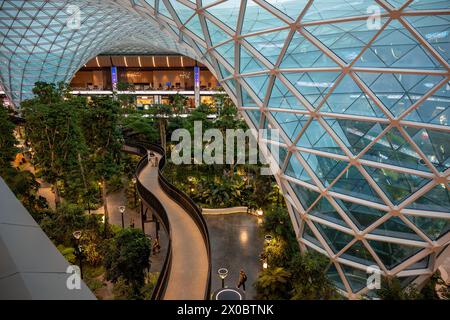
xmin=138 ymin=153 xmax=209 ymax=300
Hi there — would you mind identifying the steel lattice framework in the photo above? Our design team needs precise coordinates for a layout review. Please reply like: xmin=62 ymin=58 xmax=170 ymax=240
xmin=1 ymin=0 xmax=450 ymax=298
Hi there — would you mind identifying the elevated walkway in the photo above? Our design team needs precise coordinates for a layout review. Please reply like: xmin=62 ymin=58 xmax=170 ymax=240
xmin=124 ymin=143 xmax=211 ymax=300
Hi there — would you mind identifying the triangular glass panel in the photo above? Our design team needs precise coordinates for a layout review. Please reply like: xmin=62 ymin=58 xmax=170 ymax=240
xmin=405 ymin=15 xmax=450 ymax=64
xmin=404 ymin=81 xmax=450 ymax=126
xmin=303 ymin=0 xmax=387 ymax=22
xmin=326 ymin=263 xmax=346 ymax=290
xmin=268 ymin=144 xmax=288 ymax=168
xmin=296 ymin=119 xmax=345 ymax=155
xmin=364 ymin=166 xmax=431 ymax=205
xmin=361 ymin=126 xmax=431 ymax=172
xmin=241 ymin=87 xmax=258 ymax=107
xmin=325 ymin=118 xmax=383 ymax=157
xmin=289 ymin=182 xmax=320 ymax=210
xmin=284 ymin=72 xmax=341 ymax=109
xmin=332 ymin=165 xmax=385 ymax=204
xmin=271 ymin=111 xmax=309 ymax=143
xmin=280 ymin=31 xmax=339 ymax=68
xmin=206 ymin=0 xmax=241 ymax=31
xmin=267 ymin=0 xmax=309 ymax=20
xmin=368 ymin=239 xmax=423 ymax=269
xmin=357 ymin=72 xmax=445 ymax=117
xmin=285 ymin=153 xmax=316 ymax=185
xmin=169 ymin=0 xmax=195 ymax=24
xmin=336 ymin=199 xmax=386 ymax=230
xmin=373 ymin=217 xmax=422 ymax=241
xmin=206 ymin=18 xmax=232 ymax=46
xmin=245 ymin=109 xmax=261 ymax=127
xmin=407 ymin=183 xmax=450 ymax=213
xmin=341 ymin=264 xmax=369 ymax=293
xmin=405 ymin=127 xmax=450 ymax=171
xmin=320 ymin=75 xmax=385 ymax=118
xmin=215 ymin=41 xmax=235 ymax=66
xmin=158 ymin=0 xmax=172 ymax=19
xmin=268 ymin=77 xmax=307 ymax=110
xmin=240 ymin=46 xmax=267 ymax=73
xmin=302 ymin=152 xmax=346 ymax=188
xmin=244 ymin=29 xmax=290 ymax=65
xmin=406 ymin=214 xmax=450 ymax=241
xmin=242 ymin=0 xmax=287 ymax=34
xmin=314 ymin=221 xmax=354 ymax=253
xmin=354 ymin=19 xmax=444 ymax=69
xmin=341 ymin=241 xmax=377 ymax=266
xmin=309 ymin=196 xmax=348 ymax=227
xmin=242 ymin=74 xmax=270 ymax=97
xmin=302 ymin=222 xmax=324 ymax=249
xmin=185 ymin=14 xmax=206 ymax=41
xmin=305 ymin=18 xmax=388 ymax=64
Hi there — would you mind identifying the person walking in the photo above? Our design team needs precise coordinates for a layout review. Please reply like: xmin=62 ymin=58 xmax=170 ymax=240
xmin=152 ymin=238 xmax=161 ymax=255
xmin=237 ymin=269 xmax=248 ymax=291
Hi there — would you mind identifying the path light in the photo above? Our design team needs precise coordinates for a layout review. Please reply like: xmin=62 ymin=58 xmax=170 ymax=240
xmin=265 ymin=234 xmax=273 ymax=244
xmin=72 ymin=230 xmax=83 ymax=279
xmin=263 ymin=261 xmax=268 ymax=269
xmin=256 ymin=209 xmax=263 ymax=217
xmin=119 ymin=205 xmax=126 ymax=228
xmin=73 ymin=230 xmax=82 ymax=240
xmin=218 ymin=268 xmax=229 ymax=289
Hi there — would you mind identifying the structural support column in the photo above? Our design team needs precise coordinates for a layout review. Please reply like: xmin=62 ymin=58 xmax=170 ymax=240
xmin=194 ymin=64 xmax=200 ymax=108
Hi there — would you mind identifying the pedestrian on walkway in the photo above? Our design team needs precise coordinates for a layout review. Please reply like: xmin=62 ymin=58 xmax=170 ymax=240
xmin=237 ymin=269 xmax=247 ymax=291
xmin=152 ymin=238 xmax=161 ymax=255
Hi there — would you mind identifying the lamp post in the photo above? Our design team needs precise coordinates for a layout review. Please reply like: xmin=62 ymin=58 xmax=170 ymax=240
xmin=119 ymin=205 xmax=126 ymax=229
xmin=264 ymin=234 xmax=273 ymax=244
xmin=97 ymin=181 xmax=102 ymax=199
xmin=73 ymin=230 xmax=83 ymax=279
xmin=218 ymin=268 xmax=229 ymax=289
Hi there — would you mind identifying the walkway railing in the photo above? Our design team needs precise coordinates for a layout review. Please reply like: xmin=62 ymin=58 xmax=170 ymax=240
xmin=123 ymin=143 xmax=172 ymax=300
xmin=124 ymin=140 xmax=212 ymax=300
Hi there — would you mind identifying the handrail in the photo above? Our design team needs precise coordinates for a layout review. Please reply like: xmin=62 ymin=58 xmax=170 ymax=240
xmin=125 ymin=140 xmax=212 ymax=300
xmin=123 ymin=143 xmax=172 ymax=300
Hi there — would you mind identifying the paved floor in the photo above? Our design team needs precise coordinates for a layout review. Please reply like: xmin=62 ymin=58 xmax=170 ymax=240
xmin=138 ymin=155 xmax=209 ymax=300
xmin=205 ymin=213 xmax=264 ymax=300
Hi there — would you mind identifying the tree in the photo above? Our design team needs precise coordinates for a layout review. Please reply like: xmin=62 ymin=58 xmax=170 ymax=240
xmin=254 ymin=267 xmax=292 ymax=300
xmin=169 ymin=94 xmax=188 ymax=114
xmin=22 ymin=82 xmax=88 ymax=208
xmin=0 ymin=102 xmax=18 ymax=169
xmin=40 ymin=203 xmax=103 ymax=246
xmin=149 ymin=104 xmax=172 ymax=152
xmin=116 ymin=82 xmax=135 ymax=108
xmin=81 ymin=96 xmax=123 ymax=236
xmin=289 ymin=252 xmax=338 ymax=300
xmin=103 ymin=228 xmax=151 ymax=294
xmin=121 ymin=112 xmax=159 ymax=143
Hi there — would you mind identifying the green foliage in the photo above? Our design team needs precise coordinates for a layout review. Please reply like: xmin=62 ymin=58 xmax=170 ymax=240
xmin=57 ymin=244 xmax=76 ymax=264
xmin=103 ymin=228 xmax=151 ymax=293
xmin=254 ymin=267 xmax=292 ymax=300
xmin=81 ymin=96 xmax=123 ymax=182
xmin=289 ymin=252 xmax=338 ymax=300
xmin=22 ymin=82 xmax=88 ymax=207
xmin=121 ymin=112 xmax=159 ymax=143
xmin=377 ymin=277 xmax=423 ymax=300
xmin=0 ymin=103 xmax=18 ymax=169
xmin=40 ymin=203 xmax=103 ymax=246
